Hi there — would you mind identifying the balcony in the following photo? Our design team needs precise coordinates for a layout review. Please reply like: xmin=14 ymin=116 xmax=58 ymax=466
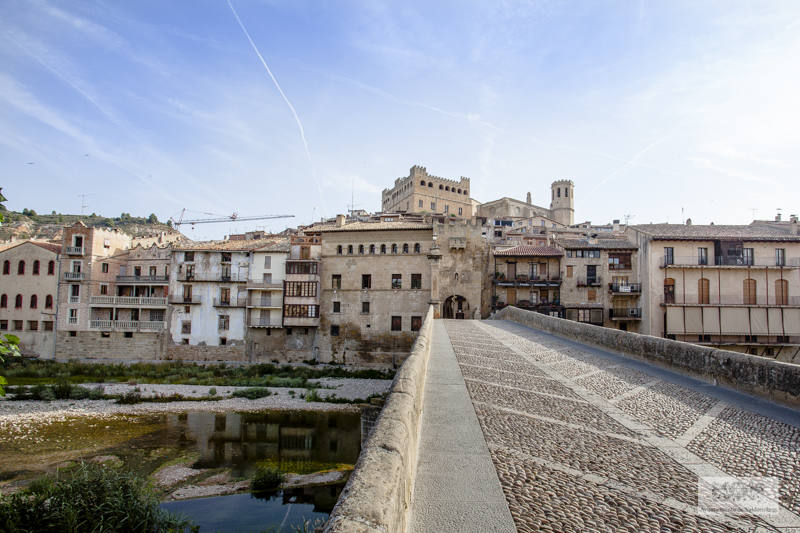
xmin=213 ymin=297 xmax=246 ymax=308
xmin=248 ymin=297 xmax=280 ymax=308
xmin=90 ymin=296 xmax=168 ymax=306
xmin=285 ymin=260 xmax=319 ymax=275
xmin=65 ymin=246 xmax=84 ymax=255
xmin=249 ymin=318 xmax=282 ymax=328
xmin=661 ymin=256 xmax=800 ymax=268
xmin=246 ymin=281 xmax=283 ymax=290
xmin=576 ymin=277 xmax=603 ymax=287
xmin=609 ymin=308 xmax=642 ymax=320
xmin=116 ymin=275 xmax=169 ymax=284
xmin=68 ymin=296 xmax=80 ymax=304
xmin=89 ymin=320 xmax=166 ymax=331
xmin=662 ymin=296 xmax=800 ymax=307
xmin=64 ymin=271 xmax=84 ymax=280
xmin=609 ymin=283 xmax=642 ymax=294
xmin=67 ymin=317 xmax=78 ymax=325
xmin=493 ymin=274 xmax=562 ymax=287
xmin=178 ymin=273 xmax=246 ymax=282
xmin=169 ymin=295 xmax=202 ymax=305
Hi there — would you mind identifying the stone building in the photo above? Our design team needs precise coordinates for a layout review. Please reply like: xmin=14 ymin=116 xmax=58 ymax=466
xmin=381 ymin=165 xmax=473 ymax=217
xmin=627 ymin=222 xmax=800 ymax=360
xmin=557 ymin=237 xmax=641 ymax=332
xmin=478 ymin=180 xmax=575 ymax=227
xmin=0 ymin=241 xmax=60 ymax=357
xmin=491 ymin=245 xmax=564 ymax=317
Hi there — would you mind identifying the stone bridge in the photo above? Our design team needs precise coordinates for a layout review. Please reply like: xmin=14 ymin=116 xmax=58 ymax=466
xmin=326 ymin=309 xmax=800 ymax=533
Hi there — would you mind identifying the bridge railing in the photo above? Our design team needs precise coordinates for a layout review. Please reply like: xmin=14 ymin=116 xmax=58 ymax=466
xmin=324 ymin=304 xmax=435 ymax=533
xmin=494 ymin=305 xmax=800 ymax=408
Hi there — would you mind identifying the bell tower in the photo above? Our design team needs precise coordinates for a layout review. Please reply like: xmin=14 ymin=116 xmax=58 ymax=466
xmin=549 ymin=179 xmax=574 ymax=226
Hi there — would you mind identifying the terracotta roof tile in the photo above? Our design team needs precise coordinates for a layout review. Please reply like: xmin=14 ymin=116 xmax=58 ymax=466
xmin=173 ymin=238 xmax=287 ymax=252
xmin=494 ymin=245 xmax=563 ymax=257
xmin=315 ymin=221 xmax=433 ymax=232
xmin=556 ymin=238 xmax=638 ymax=250
xmin=630 ymin=224 xmax=800 ymax=241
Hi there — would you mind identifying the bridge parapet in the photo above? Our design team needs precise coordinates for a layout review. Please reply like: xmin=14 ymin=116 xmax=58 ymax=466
xmin=496 ymin=306 xmax=800 ymax=408
xmin=325 ymin=305 xmax=435 ymax=533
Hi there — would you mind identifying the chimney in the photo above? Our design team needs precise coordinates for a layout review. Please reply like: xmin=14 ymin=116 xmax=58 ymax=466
xmin=335 ymin=214 xmax=346 ymax=227
xmin=776 ymin=212 xmax=782 ymax=222
xmin=526 ymin=192 xmax=532 ymax=205
xmin=791 ymin=215 xmax=799 ymax=235
xmin=612 ymin=219 xmax=620 ymax=232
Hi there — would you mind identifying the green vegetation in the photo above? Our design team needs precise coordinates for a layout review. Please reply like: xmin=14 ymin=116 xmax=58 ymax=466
xmin=250 ymin=466 xmax=285 ymax=495
xmin=5 ymin=383 xmax=104 ymax=401
xmin=0 ymin=462 xmax=196 ymax=533
xmin=3 ymin=360 xmax=394 ymax=388
xmin=232 ymin=387 xmax=272 ymax=399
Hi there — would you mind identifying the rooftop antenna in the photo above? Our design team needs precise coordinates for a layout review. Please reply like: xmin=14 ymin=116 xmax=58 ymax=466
xmin=623 ymin=214 xmax=634 ymax=225
xmin=77 ymin=193 xmax=93 ymax=215
xmin=750 ymin=207 xmax=758 ymax=220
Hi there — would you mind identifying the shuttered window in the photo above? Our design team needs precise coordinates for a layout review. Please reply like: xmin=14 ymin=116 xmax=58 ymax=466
xmin=698 ymin=278 xmax=709 ymax=304
xmin=775 ymin=279 xmax=788 ymax=305
xmin=743 ymin=278 xmax=757 ymax=305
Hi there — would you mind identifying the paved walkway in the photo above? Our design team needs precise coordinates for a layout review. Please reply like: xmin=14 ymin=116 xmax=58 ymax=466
xmin=412 ymin=319 xmax=800 ymax=532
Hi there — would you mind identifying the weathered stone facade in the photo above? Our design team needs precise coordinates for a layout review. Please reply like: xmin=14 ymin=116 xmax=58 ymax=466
xmin=381 ymin=165 xmax=473 ymax=217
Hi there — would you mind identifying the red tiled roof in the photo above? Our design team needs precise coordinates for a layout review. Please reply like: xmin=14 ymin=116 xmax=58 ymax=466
xmin=494 ymin=245 xmax=563 ymax=257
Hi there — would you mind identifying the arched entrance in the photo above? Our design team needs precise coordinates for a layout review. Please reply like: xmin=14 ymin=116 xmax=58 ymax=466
xmin=443 ymin=295 xmax=469 ymax=319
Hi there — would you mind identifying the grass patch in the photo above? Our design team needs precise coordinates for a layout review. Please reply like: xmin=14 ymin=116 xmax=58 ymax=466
xmin=0 ymin=462 xmax=196 ymax=533
xmin=250 ymin=466 xmax=285 ymax=495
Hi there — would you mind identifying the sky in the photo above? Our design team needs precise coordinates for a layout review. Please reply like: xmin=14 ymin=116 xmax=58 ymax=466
xmin=1 ymin=0 xmax=799 ymax=240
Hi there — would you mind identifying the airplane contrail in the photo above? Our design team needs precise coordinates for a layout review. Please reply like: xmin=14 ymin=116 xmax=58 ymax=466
xmin=226 ymin=0 xmax=325 ymax=213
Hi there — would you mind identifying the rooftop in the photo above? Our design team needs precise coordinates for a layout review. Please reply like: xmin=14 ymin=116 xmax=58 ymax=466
xmin=172 ymin=238 xmax=287 ymax=252
xmin=630 ymin=223 xmax=800 ymax=241
xmin=556 ymin=238 xmax=638 ymax=250
xmin=314 ymin=220 xmax=433 ymax=233
xmin=494 ymin=245 xmax=563 ymax=257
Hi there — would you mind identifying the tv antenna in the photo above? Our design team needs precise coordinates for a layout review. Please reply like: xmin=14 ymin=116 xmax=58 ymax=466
xmin=623 ymin=214 xmax=635 ymax=225
xmin=77 ymin=193 xmax=93 ymax=215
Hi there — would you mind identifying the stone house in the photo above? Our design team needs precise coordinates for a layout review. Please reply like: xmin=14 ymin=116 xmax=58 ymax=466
xmin=381 ymin=165 xmax=473 ymax=217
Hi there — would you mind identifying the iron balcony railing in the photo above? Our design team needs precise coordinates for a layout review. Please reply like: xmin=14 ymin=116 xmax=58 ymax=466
xmin=89 ymin=320 xmax=166 ymax=331
xmin=609 ymin=283 xmax=642 ymax=293
xmin=65 ymin=246 xmax=84 ymax=255
xmin=116 ymin=275 xmax=169 ymax=283
xmin=609 ymin=308 xmax=642 ymax=319
xmin=90 ymin=296 xmax=168 ymax=306
xmin=663 ymin=295 xmax=800 ymax=306
xmin=661 ymin=256 xmax=800 ymax=268
xmin=169 ymin=295 xmax=202 ymax=304
xmin=213 ymin=297 xmax=246 ymax=307
xmin=576 ymin=277 xmax=603 ymax=287
xmin=64 ymin=271 xmax=84 ymax=280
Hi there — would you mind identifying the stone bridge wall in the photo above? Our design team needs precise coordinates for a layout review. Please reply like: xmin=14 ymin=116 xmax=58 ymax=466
xmin=324 ymin=305 xmax=435 ymax=533
xmin=496 ymin=306 xmax=800 ymax=408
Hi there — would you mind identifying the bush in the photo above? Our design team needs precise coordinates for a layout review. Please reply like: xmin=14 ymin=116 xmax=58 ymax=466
xmin=251 ymin=466 xmax=284 ymax=494
xmin=116 ymin=391 xmax=142 ymax=404
xmin=0 ymin=462 xmax=195 ymax=533
xmin=232 ymin=388 xmax=271 ymax=399
xmin=31 ymin=384 xmax=54 ymax=401
xmin=208 ymin=387 xmax=216 ymax=396
xmin=89 ymin=386 xmax=105 ymax=400
xmin=304 ymin=389 xmax=322 ymax=402
xmin=69 ymin=386 xmax=91 ymax=400
xmin=52 ymin=380 xmax=73 ymax=399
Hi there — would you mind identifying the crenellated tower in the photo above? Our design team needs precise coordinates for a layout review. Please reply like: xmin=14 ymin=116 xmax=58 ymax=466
xmin=550 ymin=179 xmax=574 ymax=226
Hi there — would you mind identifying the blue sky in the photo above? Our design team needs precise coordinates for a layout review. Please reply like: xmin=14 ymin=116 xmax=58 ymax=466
xmin=2 ymin=0 xmax=799 ymax=240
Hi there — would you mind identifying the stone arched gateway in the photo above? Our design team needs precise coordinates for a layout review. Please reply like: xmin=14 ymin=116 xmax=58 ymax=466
xmin=443 ymin=295 xmax=469 ymax=319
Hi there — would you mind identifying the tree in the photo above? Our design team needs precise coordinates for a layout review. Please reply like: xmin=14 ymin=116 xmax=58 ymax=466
xmin=147 ymin=213 xmax=158 ymax=224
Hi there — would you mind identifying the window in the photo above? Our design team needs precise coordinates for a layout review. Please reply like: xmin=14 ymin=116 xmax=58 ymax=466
xmin=664 ymin=247 xmax=674 ymax=265
xmin=608 ymin=253 xmax=631 ymax=270
xmin=428 ymin=182 xmax=433 ymax=188
xmin=30 ymin=295 xmax=37 ymax=309
xmin=369 ymin=244 xmax=376 ymax=254
xmin=358 ymin=244 xmax=364 ymax=254
xmin=402 ymin=243 xmax=409 ymax=254
xmin=444 ymin=205 xmax=449 ymax=213
xmin=43 ymin=321 xmax=53 ymax=331
xmin=391 ymin=243 xmax=398 ymax=254
xmin=557 ymin=188 xmax=561 ymax=197
xmin=221 ymin=252 xmax=231 ymax=263
xmin=48 ymin=260 xmax=55 ymax=275
xmin=698 ymin=248 xmax=708 ymax=265
xmin=332 ymin=274 xmax=342 ymax=289
xmin=284 ymin=305 xmax=319 ymax=317
xmin=124 ymin=332 xmax=133 ymax=338
xmin=391 ymin=316 xmax=402 ymax=331
xmin=330 ymin=324 xmax=340 ymax=336
xmin=420 ymin=180 xmax=425 ymax=186
xmin=102 ymin=263 xmax=109 ymax=273
xmin=362 ymin=301 xmax=370 ymax=314
xmin=0 ymin=294 xmax=5 ymax=308
xmin=183 ymin=285 xmax=193 ymax=302
xmin=220 ymin=264 xmax=231 ymax=280
xmin=219 ymin=287 xmax=231 ymax=305
xmin=185 ymin=264 xmax=194 ymax=279
xmin=458 ymin=207 xmax=463 ymax=216
xmin=13 ymin=320 xmax=23 ymax=331
xmin=380 ymin=244 xmax=387 ymax=254
xmin=347 ymin=245 xmax=353 ymax=254
xmin=431 ymin=202 xmax=436 ymax=210
xmin=33 ymin=260 xmax=40 ymax=275
xmin=264 ymin=256 xmax=271 ymax=268
xmin=418 ymin=199 xmax=423 ymax=208
xmin=218 ymin=315 xmax=229 ymax=331
xmin=263 ymin=273 xmax=272 ymax=283
xmin=698 ymin=278 xmax=710 ymax=304
xmin=17 ymin=261 xmax=25 ymax=275
xmin=742 ymin=248 xmax=754 ymax=266
xmin=566 ymin=265 xmax=573 ymax=278
xmin=587 ymin=289 xmax=596 ymax=301
xmin=2 ymin=260 xmax=8 ymax=275
xmin=439 ymin=184 xmax=443 ymax=190
xmin=743 ymin=278 xmax=757 ymax=305
xmin=411 ymin=273 xmax=422 ymax=289
xmin=184 ymin=251 xmax=194 ymax=262
xmin=565 ymin=188 xmax=569 ymax=198
xmin=0 ymin=320 xmax=6 ymax=330
xmin=286 ymin=281 xmax=318 ymax=297
xmin=219 ymin=337 xmax=227 ymax=345
xmin=776 ymin=248 xmax=786 ymax=267
xmin=44 ymin=294 xmax=53 ymax=309
xmin=414 ymin=243 xmax=421 ymax=253
xmin=15 ymin=294 xmax=22 ymax=308
xmin=775 ymin=279 xmax=788 ymax=305
xmin=28 ymin=321 xmax=38 ymax=331
xmin=391 ymin=274 xmax=402 ymax=289
xmin=664 ymin=278 xmax=675 ymax=304
xmin=411 ymin=316 xmax=422 ymax=331
xmin=181 ymin=321 xmax=192 ymax=334
xmin=362 ymin=274 xmax=371 ymax=289
xmin=99 ymin=284 xmax=108 ymax=295
xmin=337 ymin=245 xmax=343 ymax=255
xmin=333 ymin=301 xmax=341 ymax=313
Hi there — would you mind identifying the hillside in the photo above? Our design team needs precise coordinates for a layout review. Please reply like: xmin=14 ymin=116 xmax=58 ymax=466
xmin=0 ymin=208 xmax=185 ymax=243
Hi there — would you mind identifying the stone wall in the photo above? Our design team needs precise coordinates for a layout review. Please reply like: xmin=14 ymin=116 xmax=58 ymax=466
xmin=496 ymin=306 xmax=800 ymax=408
xmin=324 ymin=305 xmax=434 ymax=533
xmin=165 ymin=342 xmax=246 ymax=362
xmin=55 ymin=331 xmax=166 ymax=360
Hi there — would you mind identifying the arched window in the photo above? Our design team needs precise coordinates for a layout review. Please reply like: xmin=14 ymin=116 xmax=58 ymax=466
xmin=347 ymin=245 xmax=353 ymax=254
xmin=402 ymin=243 xmax=409 ymax=254
xmin=663 ymin=278 xmax=675 ymax=304
xmin=0 ymin=294 xmax=6 ymax=308
xmin=48 ymin=260 xmax=55 ymax=275
xmin=775 ymin=279 xmax=788 ymax=305
xmin=15 ymin=294 xmax=22 ymax=308
xmin=391 ymin=243 xmax=398 ymax=254
xmin=2 ymin=260 xmax=8 ymax=275
xmin=557 ymin=188 xmax=561 ymax=198
xmin=445 ymin=186 xmax=450 ymax=191
xmin=45 ymin=295 xmax=53 ymax=309
xmin=380 ymin=244 xmax=386 ymax=254
xmin=698 ymin=278 xmax=709 ymax=304
xmin=358 ymin=244 xmax=364 ymax=254
xmin=420 ymin=180 xmax=426 ymax=186
xmin=369 ymin=244 xmax=375 ymax=254
xmin=336 ymin=245 xmax=343 ymax=255
xmin=17 ymin=260 xmax=25 ymax=275
xmin=33 ymin=260 xmax=40 ymax=275
xmin=743 ymin=278 xmax=757 ymax=305
xmin=30 ymin=294 xmax=37 ymax=309
xmin=463 ymin=190 xmax=468 ymax=195
xmin=457 ymin=189 xmax=461 ymax=194
xmin=414 ymin=243 xmax=421 ymax=253
xmin=428 ymin=182 xmax=433 ymax=188
xmin=439 ymin=184 xmax=443 ymax=190
xmin=565 ymin=188 xmax=569 ymax=198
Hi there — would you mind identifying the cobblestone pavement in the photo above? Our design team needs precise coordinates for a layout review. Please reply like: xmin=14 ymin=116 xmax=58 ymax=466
xmin=443 ymin=319 xmax=800 ymax=532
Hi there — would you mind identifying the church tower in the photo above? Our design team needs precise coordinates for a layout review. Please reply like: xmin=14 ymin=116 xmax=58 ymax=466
xmin=550 ymin=180 xmax=574 ymax=226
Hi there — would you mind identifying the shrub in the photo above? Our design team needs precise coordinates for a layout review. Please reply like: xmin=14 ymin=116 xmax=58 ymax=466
xmin=232 ymin=388 xmax=271 ymax=399
xmin=69 ymin=386 xmax=91 ymax=400
xmin=52 ymin=380 xmax=73 ymax=399
xmin=31 ymin=384 xmax=54 ymax=401
xmin=0 ymin=462 xmax=195 ymax=533
xmin=208 ymin=387 xmax=216 ymax=396
xmin=251 ymin=466 xmax=284 ymax=494
xmin=116 ymin=391 xmax=142 ymax=404
xmin=88 ymin=386 xmax=105 ymax=400
xmin=304 ymin=389 xmax=322 ymax=403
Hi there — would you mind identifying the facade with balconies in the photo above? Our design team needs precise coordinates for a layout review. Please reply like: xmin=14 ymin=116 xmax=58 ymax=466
xmin=282 ymin=234 xmax=321 ymax=329
xmin=629 ymin=222 xmax=800 ymax=361
xmin=491 ymin=245 xmax=564 ymax=316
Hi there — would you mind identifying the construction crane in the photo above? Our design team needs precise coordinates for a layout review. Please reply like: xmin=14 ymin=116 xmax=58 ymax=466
xmin=170 ymin=209 xmax=294 ymax=227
